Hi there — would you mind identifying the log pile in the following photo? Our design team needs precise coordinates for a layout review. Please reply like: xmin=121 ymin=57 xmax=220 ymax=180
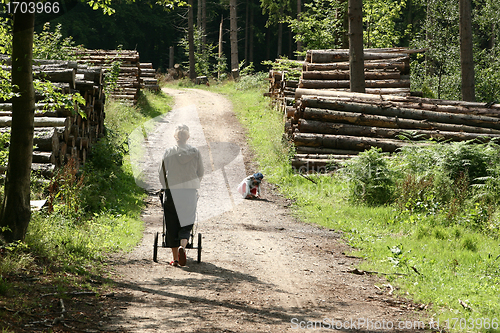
xmin=287 ymin=88 xmax=500 ymax=172
xmin=140 ymin=63 xmax=160 ymax=91
xmin=266 ymin=59 xmax=303 ymax=112
xmin=0 ymin=59 xmax=106 ymax=177
xmin=301 ymin=48 xmax=412 ymax=96
xmin=74 ymin=49 xmax=141 ymax=104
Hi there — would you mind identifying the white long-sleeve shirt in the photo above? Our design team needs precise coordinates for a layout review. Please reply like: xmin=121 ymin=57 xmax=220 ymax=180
xmin=158 ymin=144 xmax=204 ymax=189
xmin=237 ymin=175 xmax=261 ymax=198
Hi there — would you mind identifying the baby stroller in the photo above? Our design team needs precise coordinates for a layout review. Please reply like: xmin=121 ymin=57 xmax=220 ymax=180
xmin=153 ymin=190 xmax=202 ymax=263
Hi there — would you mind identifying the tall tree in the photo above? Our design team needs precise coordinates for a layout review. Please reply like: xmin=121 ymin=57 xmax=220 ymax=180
xmin=197 ymin=0 xmax=202 ymax=28
xmin=459 ymin=0 xmax=475 ymax=101
xmin=261 ymin=0 xmax=290 ymax=58
xmin=201 ymin=0 xmax=206 ymax=47
xmin=196 ymin=0 xmax=207 ymax=50
xmin=348 ymin=0 xmax=365 ymax=93
xmin=277 ymin=7 xmax=283 ymax=56
xmin=245 ymin=0 xmax=249 ymax=63
xmin=188 ymin=0 xmax=196 ymax=79
xmin=230 ymin=0 xmax=239 ymax=78
xmin=0 ymin=11 xmax=35 ymax=243
xmin=249 ymin=1 xmax=254 ymax=64
xmin=296 ymin=0 xmax=303 ymax=60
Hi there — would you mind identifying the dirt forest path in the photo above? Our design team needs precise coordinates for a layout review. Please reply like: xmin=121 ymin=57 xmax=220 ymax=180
xmin=105 ymin=87 xmax=427 ymax=333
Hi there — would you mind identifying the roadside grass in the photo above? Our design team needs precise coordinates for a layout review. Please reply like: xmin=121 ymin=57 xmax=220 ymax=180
xmin=170 ymin=76 xmax=500 ymax=332
xmin=0 ymin=90 xmax=172 ymax=331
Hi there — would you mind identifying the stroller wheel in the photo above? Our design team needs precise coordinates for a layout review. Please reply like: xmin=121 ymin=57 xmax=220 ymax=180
xmin=197 ymin=233 xmax=202 ymax=263
xmin=153 ymin=232 xmax=159 ymax=263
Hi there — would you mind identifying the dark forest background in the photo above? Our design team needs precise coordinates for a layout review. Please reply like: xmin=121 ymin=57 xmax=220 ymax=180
xmin=33 ymin=0 xmax=289 ymax=72
xmin=3 ymin=0 xmax=500 ymax=101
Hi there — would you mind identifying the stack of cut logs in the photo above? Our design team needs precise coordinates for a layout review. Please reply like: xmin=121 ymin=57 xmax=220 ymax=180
xmin=75 ymin=49 xmax=146 ymax=104
xmin=288 ymin=88 xmax=500 ymax=172
xmin=140 ymin=63 xmax=159 ymax=91
xmin=300 ymin=48 xmax=411 ymax=96
xmin=267 ymin=59 xmax=303 ymax=111
xmin=0 ymin=58 xmax=106 ymax=177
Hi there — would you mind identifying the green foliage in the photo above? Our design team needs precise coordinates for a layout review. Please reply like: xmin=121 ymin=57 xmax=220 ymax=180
xmin=287 ymin=0 xmax=410 ymax=51
xmin=87 ymin=0 xmax=116 ymax=15
xmin=33 ymin=23 xmax=83 ymax=60
xmin=34 ymin=80 xmax=86 ymax=116
xmin=260 ymin=0 xmax=292 ymax=27
xmin=155 ymin=0 xmax=188 ymax=9
xmin=261 ymin=57 xmax=302 ymax=81
xmin=0 ymin=132 xmax=9 ymax=167
xmin=409 ymin=0 xmax=500 ymax=102
xmin=46 ymin=158 xmax=85 ymax=217
xmin=103 ymin=60 xmax=122 ymax=96
xmin=235 ymin=63 xmax=268 ymax=91
xmin=0 ymin=67 xmax=16 ymax=101
xmin=0 ymin=18 xmax=15 ymax=102
xmin=475 ymin=47 xmax=500 ymax=103
xmin=364 ymin=0 xmax=409 ymax=48
xmin=0 ymin=17 xmax=11 ymax=55
xmin=388 ymin=141 xmax=500 ymax=237
xmin=343 ymin=147 xmax=394 ymax=205
xmin=179 ymin=26 xmax=221 ymax=78
xmin=214 ymin=53 xmax=228 ymax=81
xmin=287 ymin=0 xmax=346 ymax=50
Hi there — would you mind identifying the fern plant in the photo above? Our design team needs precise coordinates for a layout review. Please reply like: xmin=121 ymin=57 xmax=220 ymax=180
xmin=342 ymin=147 xmax=394 ymax=205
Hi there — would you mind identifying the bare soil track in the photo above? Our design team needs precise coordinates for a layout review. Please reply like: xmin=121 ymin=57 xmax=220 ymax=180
xmin=103 ymin=87 xmax=430 ymax=333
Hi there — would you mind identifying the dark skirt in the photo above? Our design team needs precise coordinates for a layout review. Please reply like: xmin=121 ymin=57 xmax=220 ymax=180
xmin=163 ymin=189 xmax=197 ymax=248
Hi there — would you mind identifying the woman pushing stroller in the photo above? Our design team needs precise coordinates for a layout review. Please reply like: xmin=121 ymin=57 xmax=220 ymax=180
xmin=158 ymin=125 xmax=204 ymax=267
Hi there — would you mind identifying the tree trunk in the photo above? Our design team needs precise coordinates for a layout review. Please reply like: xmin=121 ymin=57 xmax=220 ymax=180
xmin=0 ymin=117 xmax=68 ymax=127
xmin=295 ymin=146 xmax=360 ymax=155
xmin=295 ymin=88 xmax=500 ymax=113
xmin=248 ymin=2 xmax=254 ymax=63
xmin=249 ymin=0 xmax=254 ymax=64
xmin=310 ymin=50 xmax=408 ymax=63
xmin=265 ymin=27 xmax=271 ymax=61
xmin=230 ymin=0 xmax=239 ymax=79
xmin=293 ymin=132 xmax=408 ymax=152
xmin=304 ymin=60 xmax=409 ymax=73
xmin=300 ymin=107 xmax=500 ymax=134
xmin=218 ymin=16 xmax=223 ymax=80
xmin=197 ymin=0 xmax=202 ymax=30
xmin=300 ymin=99 xmax=500 ymax=128
xmin=188 ymin=0 xmax=196 ymax=80
xmin=459 ymin=0 xmax=475 ymax=101
xmin=244 ymin=0 xmax=249 ymax=64
xmin=298 ymin=119 xmax=500 ymax=142
xmin=169 ymin=46 xmax=174 ymax=68
xmin=0 ymin=12 xmax=35 ymax=243
xmin=299 ymin=79 xmax=410 ymax=89
xmin=277 ymin=7 xmax=283 ymax=57
xmin=302 ymin=70 xmax=401 ymax=81
xmin=296 ymin=0 xmax=303 ymax=60
xmin=202 ymin=0 xmax=207 ymax=48
xmin=348 ymin=0 xmax=365 ymax=93
xmin=301 ymin=95 xmax=500 ymax=118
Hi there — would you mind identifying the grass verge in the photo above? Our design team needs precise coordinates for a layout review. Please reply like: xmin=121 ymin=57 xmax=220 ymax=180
xmin=172 ymin=76 xmax=500 ymax=332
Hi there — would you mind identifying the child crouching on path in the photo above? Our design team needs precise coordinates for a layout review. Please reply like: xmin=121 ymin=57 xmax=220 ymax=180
xmin=237 ymin=172 xmax=264 ymax=199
